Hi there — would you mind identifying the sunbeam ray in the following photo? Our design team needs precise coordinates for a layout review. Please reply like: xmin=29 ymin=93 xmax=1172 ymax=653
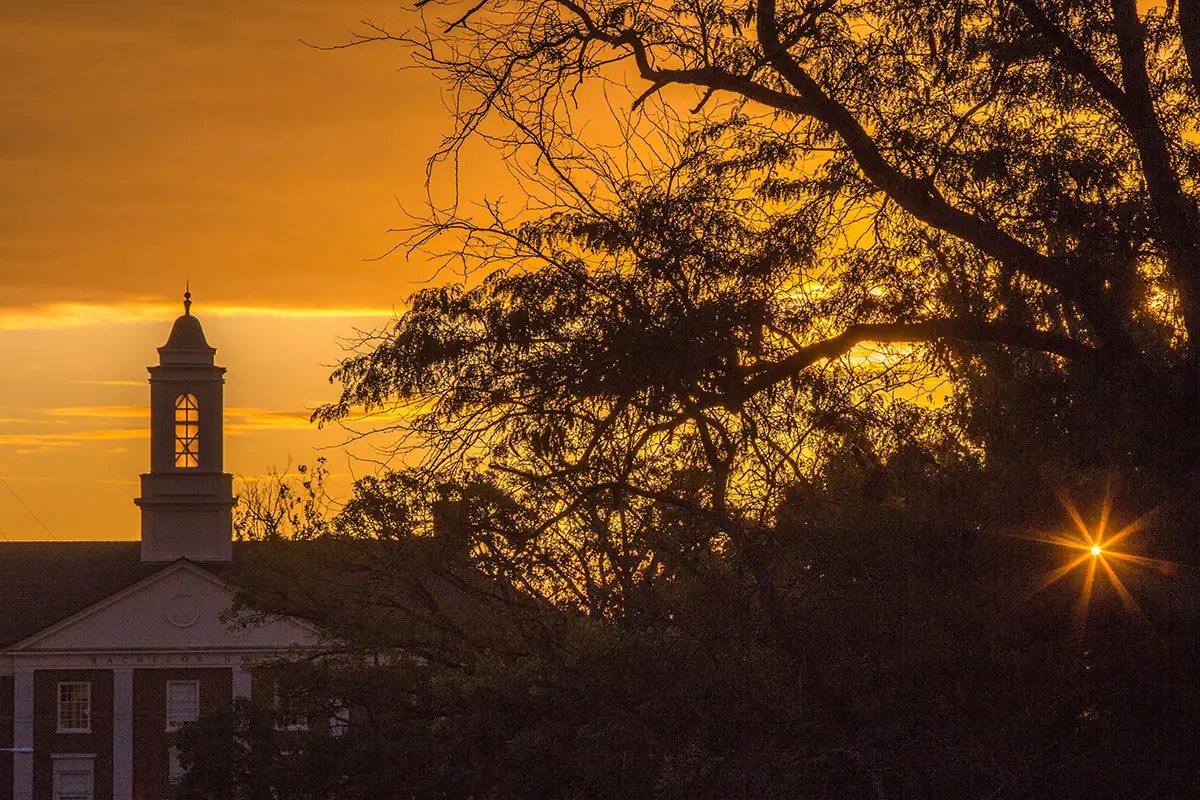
xmin=1098 ymin=485 xmax=1113 ymax=539
xmin=1074 ymin=556 xmax=1098 ymax=632
xmin=1057 ymin=489 xmax=1094 ymax=545
xmin=1098 ymin=555 xmax=1145 ymax=621
xmin=1036 ymin=553 xmax=1092 ymax=593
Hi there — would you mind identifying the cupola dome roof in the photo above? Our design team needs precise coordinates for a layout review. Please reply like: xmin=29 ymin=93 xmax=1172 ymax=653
xmin=165 ymin=312 xmax=210 ymax=349
xmin=158 ymin=289 xmax=216 ymax=364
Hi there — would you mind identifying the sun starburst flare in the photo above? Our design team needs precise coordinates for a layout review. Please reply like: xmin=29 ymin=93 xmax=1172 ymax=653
xmin=1012 ymin=488 xmax=1176 ymax=629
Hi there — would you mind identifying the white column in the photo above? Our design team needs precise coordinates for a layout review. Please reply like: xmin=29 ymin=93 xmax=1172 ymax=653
xmin=231 ymin=665 xmax=252 ymax=702
xmin=112 ymin=668 xmax=134 ymax=800
xmin=12 ymin=670 xmax=33 ymax=800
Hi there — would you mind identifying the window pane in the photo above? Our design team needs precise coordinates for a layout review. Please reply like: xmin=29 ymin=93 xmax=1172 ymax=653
xmin=166 ymin=681 xmax=199 ymax=730
xmin=53 ymin=763 xmax=94 ymax=800
xmin=173 ymin=393 xmax=200 ymax=468
xmin=57 ymin=682 xmax=90 ymax=731
xmin=59 ymin=772 xmax=90 ymax=791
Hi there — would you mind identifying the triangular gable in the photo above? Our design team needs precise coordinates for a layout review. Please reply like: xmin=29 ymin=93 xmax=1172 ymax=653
xmin=10 ymin=560 xmax=319 ymax=652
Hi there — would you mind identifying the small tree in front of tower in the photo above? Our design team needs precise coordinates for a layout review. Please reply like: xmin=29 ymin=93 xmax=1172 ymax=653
xmin=232 ymin=458 xmax=334 ymax=542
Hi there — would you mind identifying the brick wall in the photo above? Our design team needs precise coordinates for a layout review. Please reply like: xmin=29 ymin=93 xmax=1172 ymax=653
xmin=1 ymin=675 xmax=13 ymax=800
xmin=33 ymin=670 xmax=113 ymax=800
xmin=132 ymin=668 xmax=231 ymax=800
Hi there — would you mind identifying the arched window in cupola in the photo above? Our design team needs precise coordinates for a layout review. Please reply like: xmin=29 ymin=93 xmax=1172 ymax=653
xmin=174 ymin=393 xmax=200 ymax=468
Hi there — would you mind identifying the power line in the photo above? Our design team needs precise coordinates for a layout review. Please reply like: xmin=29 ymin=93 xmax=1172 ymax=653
xmin=0 ymin=476 xmax=54 ymax=538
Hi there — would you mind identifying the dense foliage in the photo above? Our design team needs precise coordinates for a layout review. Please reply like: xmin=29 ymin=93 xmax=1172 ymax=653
xmin=179 ymin=1 xmax=1200 ymax=797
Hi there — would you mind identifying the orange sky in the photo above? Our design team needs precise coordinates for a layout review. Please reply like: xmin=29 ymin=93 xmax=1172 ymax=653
xmin=0 ymin=1 xmax=490 ymax=540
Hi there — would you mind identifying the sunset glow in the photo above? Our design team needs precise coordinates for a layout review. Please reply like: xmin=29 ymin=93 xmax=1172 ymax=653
xmin=0 ymin=1 xmax=466 ymax=542
xmin=3 ymin=0 xmax=1198 ymax=791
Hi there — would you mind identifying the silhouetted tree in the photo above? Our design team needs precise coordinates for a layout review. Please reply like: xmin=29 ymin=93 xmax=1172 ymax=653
xmin=331 ymin=0 xmax=1200 ymax=486
xmin=183 ymin=459 xmax=1197 ymax=799
xmin=178 ymin=3 xmax=1200 ymax=797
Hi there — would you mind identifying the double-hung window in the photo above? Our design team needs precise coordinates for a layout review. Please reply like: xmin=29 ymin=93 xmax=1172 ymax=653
xmin=56 ymin=682 xmax=91 ymax=733
xmin=166 ymin=680 xmax=199 ymax=731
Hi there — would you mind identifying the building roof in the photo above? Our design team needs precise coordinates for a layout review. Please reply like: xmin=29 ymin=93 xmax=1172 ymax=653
xmin=0 ymin=541 xmax=252 ymax=648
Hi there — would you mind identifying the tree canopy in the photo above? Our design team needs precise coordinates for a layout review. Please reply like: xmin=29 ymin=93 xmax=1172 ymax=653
xmin=395 ymin=0 xmax=1200 ymax=356
xmin=317 ymin=0 xmax=1200 ymax=492
xmin=179 ymin=2 xmax=1200 ymax=798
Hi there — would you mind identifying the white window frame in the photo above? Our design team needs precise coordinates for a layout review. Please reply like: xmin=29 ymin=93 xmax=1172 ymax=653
xmin=56 ymin=682 xmax=91 ymax=733
xmin=165 ymin=680 xmax=200 ymax=731
xmin=52 ymin=753 xmax=95 ymax=800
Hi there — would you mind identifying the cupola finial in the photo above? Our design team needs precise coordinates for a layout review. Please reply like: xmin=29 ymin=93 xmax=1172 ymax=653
xmin=183 ymin=282 xmax=192 ymax=315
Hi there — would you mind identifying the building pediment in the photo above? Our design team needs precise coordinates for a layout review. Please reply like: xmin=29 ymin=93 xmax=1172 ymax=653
xmin=7 ymin=560 xmax=319 ymax=654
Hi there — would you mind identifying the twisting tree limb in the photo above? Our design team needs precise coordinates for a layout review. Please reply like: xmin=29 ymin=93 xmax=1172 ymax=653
xmin=741 ymin=319 xmax=1099 ymax=397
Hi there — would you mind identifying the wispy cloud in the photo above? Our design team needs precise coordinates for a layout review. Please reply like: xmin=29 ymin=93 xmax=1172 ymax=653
xmin=0 ymin=429 xmax=147 ymax=448
xmin=14 ymin=402 xmax=419 ymax=435
xmin=39 ymin=405 xmax=327 ymax=428
xmin=0 ymin=405 xmax=332 ymax=451
xmin=206 ymin=305 xmax=399 ymax=320
xmin=47 ymin=405 xmax=147 ymax=419
xmin=225 ymin=407 xmax=315 ymax=432
xmin=0 ymin=303 xmax=169 ymax=330
xmin=5 ymin=404 xmax=149 ymax=452
xmin=0 ymin=302 xmax=397 ymax=331
xmin=0 ymin=419 xmax=71 ymax=428
xmin=71 ymin=379 xmax=144 ymax=387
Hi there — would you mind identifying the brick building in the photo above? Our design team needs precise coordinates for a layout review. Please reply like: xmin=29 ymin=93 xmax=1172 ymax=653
xmin=1 ymin=294 xmax=317 ymax=800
